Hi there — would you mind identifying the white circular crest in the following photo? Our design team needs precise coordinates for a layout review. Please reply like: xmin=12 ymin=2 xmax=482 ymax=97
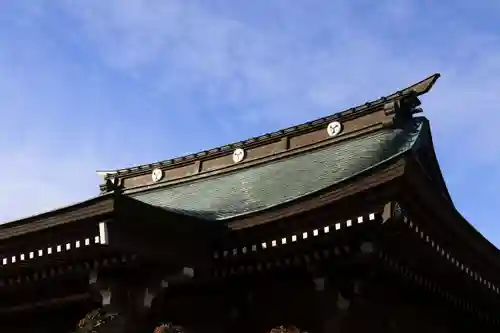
xmin=151 ymin=168 xmax=164 ymax=182
xmin=232 ymin=148 xmax=246 ymax=163
xmin=326 ymin=121 xmax=343 ymax=137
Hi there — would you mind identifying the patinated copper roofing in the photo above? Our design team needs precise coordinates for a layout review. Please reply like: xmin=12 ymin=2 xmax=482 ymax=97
xmin=102 ymin=74 xmax=441 ymax=220
xmin=132 ymin=118 xmax=426 ymax=220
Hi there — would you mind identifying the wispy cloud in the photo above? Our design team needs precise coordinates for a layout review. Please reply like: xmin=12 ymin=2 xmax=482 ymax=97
xmin=1 ymin=0 xmax=499 ymax=243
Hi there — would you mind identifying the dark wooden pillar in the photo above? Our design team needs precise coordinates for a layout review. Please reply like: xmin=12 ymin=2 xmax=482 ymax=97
xmin=314 ymin=274 xmax=392 ymax=333
xmin=87 ymin=266 xmax=194 ymax=333
xmin=313 ymin=274 xmax=342 ymax=333
xmin=224 ymin=281 xmax=253 ymax=333
xmin=311 ymin=242 xmax=393 ymax=333
xmin=231 ymin=269 xmax=317 ymax=333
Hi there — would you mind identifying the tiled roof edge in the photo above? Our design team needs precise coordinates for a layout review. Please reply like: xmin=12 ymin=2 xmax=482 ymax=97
xmin=97 ymin=73 xmax=440 ymax=179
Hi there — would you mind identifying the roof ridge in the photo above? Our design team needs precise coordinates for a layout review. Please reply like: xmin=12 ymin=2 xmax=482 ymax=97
xmin=97 ymin=73 xmax=440 ymax=179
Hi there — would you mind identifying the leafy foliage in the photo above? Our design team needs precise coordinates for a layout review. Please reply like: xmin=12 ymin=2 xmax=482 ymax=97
xmin=72 ymin=308 xmax=119 ymax=333
xmin=153 ymin=322 xmax=187 ymax=333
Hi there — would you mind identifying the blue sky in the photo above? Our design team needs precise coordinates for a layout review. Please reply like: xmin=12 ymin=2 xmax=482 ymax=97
xmin=0 ymin=1 xmax=499 ymax=244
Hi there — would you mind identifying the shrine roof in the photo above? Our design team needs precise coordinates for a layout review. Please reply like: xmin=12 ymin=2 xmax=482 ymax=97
xmin=96 ymin=74 xmax=440 ymax=182
xmin=0 ymin=75 xmax=442 ymax=234
xmin=131 ymin=118 xmax=427 ymax=220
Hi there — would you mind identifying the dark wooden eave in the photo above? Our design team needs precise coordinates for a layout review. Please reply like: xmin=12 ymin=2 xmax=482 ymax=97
xmin=361 ymin=147 xmax=500 ymax=319
xmin=0 ymin=194 xmax=225 ymax=280
xmin=401 ymin=154 xmax=500 ymax=287
xmin=0 ymin=194 xmax=115 ymax=240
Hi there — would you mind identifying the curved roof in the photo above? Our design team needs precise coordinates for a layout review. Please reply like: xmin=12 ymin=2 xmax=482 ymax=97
xmin=132 ymin=118 xmax=427 ymax=220
xmin=97 ymin=73 xmax=440 ymax=179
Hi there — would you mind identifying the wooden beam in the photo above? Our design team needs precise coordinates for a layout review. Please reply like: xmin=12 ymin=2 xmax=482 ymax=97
xmin=0 ymin=293 xmax=90 ymax=314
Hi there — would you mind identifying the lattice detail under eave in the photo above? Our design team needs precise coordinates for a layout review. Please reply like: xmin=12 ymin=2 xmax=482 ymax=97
xmin=213 ymin=213 xmax=378 ymax=260
xmin=378 ymin=251 xmax=498 ymax=326
xmin=401 ymin=216 xmax=500 ymax=295
xmin=213 ymin=241 xmax=374 ymax=278
xmin=0 ymin=254 xmax=136 ymax=288
xmin=0 ymin=222 xmax=110 ymax=268
xmin=0 ymin=236 xmax=103 ymax=268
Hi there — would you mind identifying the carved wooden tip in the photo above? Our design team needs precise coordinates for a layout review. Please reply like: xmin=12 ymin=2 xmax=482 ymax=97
xmin=383 ymin=73 xmax=440 ymax=104
xmin=403 ymin=73 xmax=441 ymax=96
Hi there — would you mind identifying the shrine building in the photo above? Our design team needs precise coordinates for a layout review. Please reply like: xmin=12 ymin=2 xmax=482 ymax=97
xmin=0 ymin=74 xmax=499 ymax=333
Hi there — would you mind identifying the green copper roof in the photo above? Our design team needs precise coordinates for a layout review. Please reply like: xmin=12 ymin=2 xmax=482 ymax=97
xmin=132 ymin=118 xmax=427 ymax=220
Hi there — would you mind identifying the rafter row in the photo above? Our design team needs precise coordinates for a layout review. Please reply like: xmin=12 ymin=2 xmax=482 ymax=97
xmin=214 ymin=212 xmax=378 ymax=260
xmin=401 ymin=215 xmax=499 ymax=295
xmin=378 ymin=251 xmax=498 ymax=327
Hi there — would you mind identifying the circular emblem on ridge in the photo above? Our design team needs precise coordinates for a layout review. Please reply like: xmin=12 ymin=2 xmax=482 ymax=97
xmin=326 ymin=121 xmax=343 ymax=137
xmin=151 ymin=168 xmax=164 ymax=182
xmin=232 ymin=148 xmax=246 ymax=163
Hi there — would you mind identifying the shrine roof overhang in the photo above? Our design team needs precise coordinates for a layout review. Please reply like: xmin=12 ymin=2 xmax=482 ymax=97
xmin=128 ymin=118 xmax=427 ymax=221
xmin=0 ymin=193 xmax=116 ymax=240
xmin=400 ymin=152 xmax=500 ymax=285
xmin=0 ymin=193 xmax=219 ymax=239
xmin=0 ymin=194 xmax=224 ymax=272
